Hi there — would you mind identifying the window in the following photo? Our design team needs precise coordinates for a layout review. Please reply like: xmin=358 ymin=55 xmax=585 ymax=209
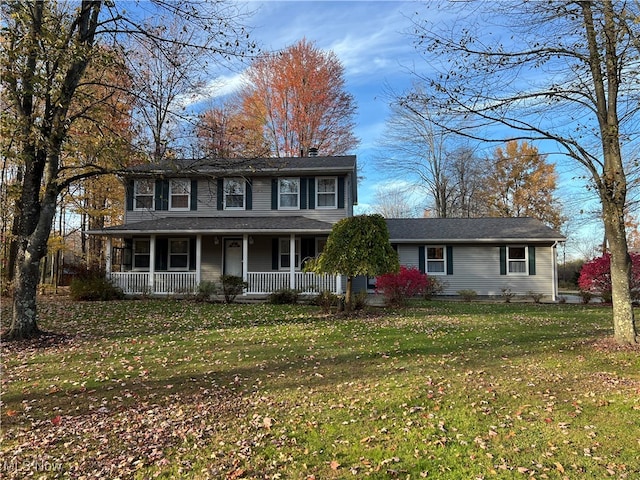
xmin=316 ymin=177 xmax=337 ymax=208
xmin=169 ymin=179 xmax=190 ymax=210
xmin=169 ymin=239 xmax=189 ymax=270
xmin=279 ymin=238 xmax=301 ymax=269
xmin=427 ymin=246 xmax=446 ymax=274
xmin=224 ymin=178 xmax=245 ymax=209
xmin=134 ymin=179 xmax=154 ymax=210
xmin=279 ymin=178 xmax=300 ymax=209
xmin=133 ymin=239 xmax=150 ymax=270
xmin=508 ymin=246 xmax=527 ymax=274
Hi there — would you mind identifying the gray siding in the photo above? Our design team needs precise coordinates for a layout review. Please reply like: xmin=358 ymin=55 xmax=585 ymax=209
xmin=397 ymin=243 xmax=557 ymax=298
xmin=125 ymin=176 xmax=352 ymax=225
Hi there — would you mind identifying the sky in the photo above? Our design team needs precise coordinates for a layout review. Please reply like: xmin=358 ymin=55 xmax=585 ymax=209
xmin=192 ymin=1 xmax=610 ymax=257
xmin=202 ymin=1 xmax=427 ymax=212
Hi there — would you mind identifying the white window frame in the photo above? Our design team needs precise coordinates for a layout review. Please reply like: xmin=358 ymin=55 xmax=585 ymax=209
xmin=426 ymin=246 xmax=446 ymax=275
xmin=133 ymin=238 xmax=151 ymax=271
xmin=316 ymin=177 xmax=337 ymax=209
xmin=134 ymin=179 xmax=154 ymax=211
xmin=168 ymin=238 xmax=190 ymax=270
xmin=169 ymin=179 xmax=190 ymax=211
xmin=279 ymin=237 xmax=301 ymax=270
xmin=224 ymin=177 xmax=245 ymax=210
xmin=278 ymin=178 xmax=300 ymax=210
xmin=507 ymin=246 xmax=528 ymax=275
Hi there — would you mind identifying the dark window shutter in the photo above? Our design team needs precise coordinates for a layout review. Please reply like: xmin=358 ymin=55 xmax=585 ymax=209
xmin=189 ymin=238 xmax=196 ymax=270
xmin=155 ymin=180 xmax=169 ymax=211
xmin=418 ymin=246 xmax=425 ymax=274
xmin=216 ymin=178 xmax=223 ymax=210
xmin=499 ymin=246 xmax=507 ymax=275
xmin=300 ymin=178 xmax=308 ymax=209
xmin=190 ymin=180 xmax=198 ymax=211
xmin=155 ymin=238 xmax=168 ymax=270
xmin=246 ymin=178 xmax=252 ymax=210
xmin=126 ymin=180 xmax=134 ymax=211
xmin=337 ymin=177 xmax=345 ymax=209
xmin=446 ymin=245 xmax=453 ymax=275
xmin=272 ymin=238 xmax=279 ymax=270
xmin=271 ymin=179 xmax=278 ymax=210
xmin=528 ymin=246 xmax=536 ymax=275
xmin=308 ymin=177 xmax=315 ymax=209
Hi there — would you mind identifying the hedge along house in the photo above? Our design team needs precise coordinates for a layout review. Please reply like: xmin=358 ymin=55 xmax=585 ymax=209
xmin=384 ymin=217 xmax=566 ymax=301
xmin=87 ymin=156 xmax=358 ymax=296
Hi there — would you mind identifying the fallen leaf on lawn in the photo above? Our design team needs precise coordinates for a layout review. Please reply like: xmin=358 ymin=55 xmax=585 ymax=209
xmin=330 ymin=460 xmax=340 ymax=470
xmin=6 ymin=409 xmax=18 ymax=417
xmin=51 ymin=415 xmax=62 ymax=426
xmin=554 ymin=462 xmax=565 ymax=473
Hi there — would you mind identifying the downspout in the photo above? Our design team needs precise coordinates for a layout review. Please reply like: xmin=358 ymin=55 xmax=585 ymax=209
xmin=552 ymin=241 xmax=559 ymax=302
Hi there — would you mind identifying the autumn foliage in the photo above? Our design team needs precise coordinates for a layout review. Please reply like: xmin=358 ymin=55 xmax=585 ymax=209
xmin=578 ymin=253 xmax=640 ymax=302
xmin=376 ymin=266 xmax=430 ymax=306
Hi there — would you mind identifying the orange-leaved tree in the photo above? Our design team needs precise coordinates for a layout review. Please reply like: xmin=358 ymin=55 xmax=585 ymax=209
xmin=236 ymin=38 xmax=359 ymax=157
xmin=481 ymin=141 xmax=565 ymax=230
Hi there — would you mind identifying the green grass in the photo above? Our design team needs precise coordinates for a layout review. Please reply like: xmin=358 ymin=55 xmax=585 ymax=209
xmin=1 ymin=298 xmax=639 ymax=479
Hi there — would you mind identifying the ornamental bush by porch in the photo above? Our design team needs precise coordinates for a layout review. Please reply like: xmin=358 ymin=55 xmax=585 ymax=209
xmin=376 ymin=266 xmax=429 ymax=306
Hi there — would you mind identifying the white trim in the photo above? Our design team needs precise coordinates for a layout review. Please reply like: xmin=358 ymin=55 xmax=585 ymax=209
xmin=223 ymin=177 xmax=246 ymax=210
xmin=169 ymin=179 xmax=190 ymax=211
xmin=168 ymin=238 xmax=190 ymax=271
xmin=426 ymin=245 xmax=446 ymax=276
xmin=316 ymin=177 xmax=337 ymax=209
xmin=278 ymin=177 xmax=300 ymax=210
xmin=507 ymin=245 xmax=528 ymax=276
xmin=133 ymin=179 xmax=154 ymax=211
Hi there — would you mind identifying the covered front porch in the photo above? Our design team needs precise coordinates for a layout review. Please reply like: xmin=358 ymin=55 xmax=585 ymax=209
xmin=94 ymin=217 xmax=343 ymax=297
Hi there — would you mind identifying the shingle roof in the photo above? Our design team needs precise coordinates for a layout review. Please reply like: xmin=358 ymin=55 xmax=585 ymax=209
xmin=385 ymin=217 xmax=565 ymax=242
xmin=126 ymin=156 xmax=357 ymax=176
xmin=90 ymin=216 xmax=335 ymax=235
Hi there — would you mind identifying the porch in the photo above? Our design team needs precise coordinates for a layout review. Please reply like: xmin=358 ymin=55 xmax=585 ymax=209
xmin=108 ymin=271 xmax=342 ymax=296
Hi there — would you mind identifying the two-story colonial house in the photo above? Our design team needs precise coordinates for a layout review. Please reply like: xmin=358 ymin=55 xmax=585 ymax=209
xmin=89 ymin=155 xmax=566 ymax=301
xmin=89 ymin=156 xmax=358 ymax=296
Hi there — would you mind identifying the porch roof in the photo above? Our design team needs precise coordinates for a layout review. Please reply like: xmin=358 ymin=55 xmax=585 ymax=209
xmin=88 ymin=216 xmax=335 ymax=236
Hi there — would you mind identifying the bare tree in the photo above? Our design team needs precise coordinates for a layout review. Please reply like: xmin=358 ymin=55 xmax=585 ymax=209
xmin=371 ymin=185 xmax=421 ymax=218
xmin=0 ymin=0 xmax=255 ymax=340
xmin=379 ymin=89 xmax=486 ymax=218
xmin=404 ymin=0 xmax=639 ymax=344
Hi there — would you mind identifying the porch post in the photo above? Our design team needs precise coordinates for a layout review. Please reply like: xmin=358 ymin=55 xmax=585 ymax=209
xmin=196 ymin=235 xmax=202 ymax=285
xmin=242 ymin=234 xmax=249 ymax=293
xmin=149 ymin=234 xmax=156 ymax=293
xmin=289 ymin=234 xmax=296 ymax=290
xmin=105 ymin=237 xmax=112 ymax=276
xmin=336 ymin=275 xmax=342 ymax=295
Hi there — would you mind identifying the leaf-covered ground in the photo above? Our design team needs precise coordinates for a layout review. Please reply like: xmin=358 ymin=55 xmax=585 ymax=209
xmin=1 ymin=298 xmax=639 ymax=479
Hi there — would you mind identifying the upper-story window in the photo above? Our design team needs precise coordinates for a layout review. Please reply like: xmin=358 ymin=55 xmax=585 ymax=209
xmin=507 ymin=246 xmax=527 ymax=274
xmin=316 ymin=177 xmax=337 ymax=208
xmin=169 ymin=179 xmax=190 ymax=210
xmin=427 ymin=246 xmax=446 ymax=274
xmin=134 ymin=179 xmax=154 ymax=210
xmin=279 ymin=178 xmax=300 ymax=209
xmin=224 ymin=178 xmax=245 ymax=209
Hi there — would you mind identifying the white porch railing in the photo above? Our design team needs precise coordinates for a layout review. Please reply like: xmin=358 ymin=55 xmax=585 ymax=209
xmin=109 ymin=272 xmax=198 ymax=295
xmin=246 ymin=272 xmax=339 ymax=295
xmin=109 ymin=271 xmax=339 ymax=296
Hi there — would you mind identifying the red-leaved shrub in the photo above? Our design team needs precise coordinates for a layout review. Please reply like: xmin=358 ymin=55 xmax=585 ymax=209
xmin=376 ymin=266 xmax=429 ymax=306
xmin=577 ymin=252 xmax=640 ymax=302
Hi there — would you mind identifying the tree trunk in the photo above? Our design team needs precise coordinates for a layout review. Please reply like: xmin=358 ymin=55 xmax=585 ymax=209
xmin=9 ymin=246 xmax=42 ymax=339
xmin=345 ymin=276 xmax=353 ymax=312
xmin=603 ymin=203 xmax=637 ymax=344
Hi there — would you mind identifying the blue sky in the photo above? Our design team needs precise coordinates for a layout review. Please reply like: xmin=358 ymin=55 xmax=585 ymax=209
xmin=193 ymin=1 xmax=608 ymax=256
xmin=200 ymin=1 xmax=425 ymax=212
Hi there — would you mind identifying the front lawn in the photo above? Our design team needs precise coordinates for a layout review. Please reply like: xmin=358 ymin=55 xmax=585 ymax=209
xmin=1 ymin=298 xmax=639 ymax=479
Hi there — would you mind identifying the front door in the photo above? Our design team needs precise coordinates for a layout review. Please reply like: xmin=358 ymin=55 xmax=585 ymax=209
xmin=224 ymin=238 xmax=243 ymax=276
